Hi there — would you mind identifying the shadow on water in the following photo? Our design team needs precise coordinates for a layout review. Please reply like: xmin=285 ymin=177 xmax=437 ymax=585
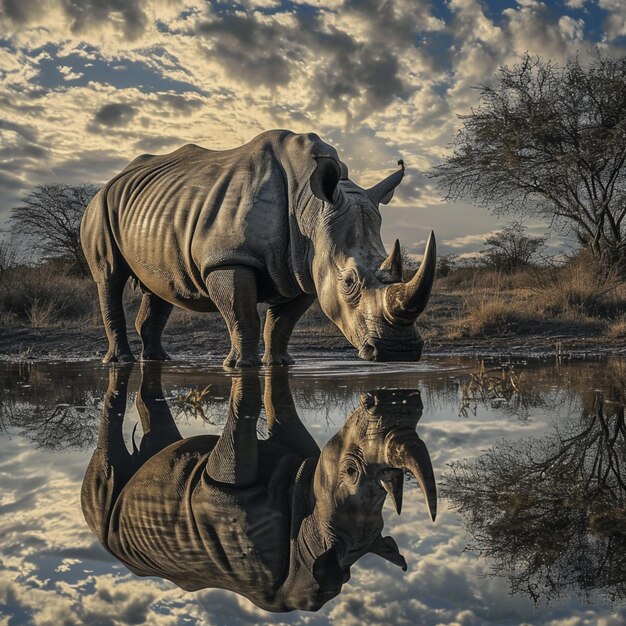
xmin=80 ymin=362 xmax=436 ymax=612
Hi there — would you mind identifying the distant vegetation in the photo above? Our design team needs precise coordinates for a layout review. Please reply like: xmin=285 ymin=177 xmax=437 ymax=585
xmin=422 ymin=248 xmax=626 ymax=342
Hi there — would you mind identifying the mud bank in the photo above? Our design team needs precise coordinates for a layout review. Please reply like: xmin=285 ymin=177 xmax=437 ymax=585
xmin=2 ymin=324 xmax=626 ymax=362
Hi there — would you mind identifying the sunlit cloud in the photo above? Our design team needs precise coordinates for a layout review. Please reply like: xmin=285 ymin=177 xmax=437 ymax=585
xmin=443 ymin=230 xmax=501 ymax=249
xmin=0 ymin=0 xmax=624 ymax=254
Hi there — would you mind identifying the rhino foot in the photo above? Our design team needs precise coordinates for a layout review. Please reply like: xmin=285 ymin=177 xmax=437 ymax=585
xmin=140 ymin=349 xmax=171 ymax=361
xmin=262 ymin=352 xmax=295 ymax=366
xmin=103 ymin=351 xmax=136 ymax=364
xmin=223 ymin=354 xmax=262 ymax=368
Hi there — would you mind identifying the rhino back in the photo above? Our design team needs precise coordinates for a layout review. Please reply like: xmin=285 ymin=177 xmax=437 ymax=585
xmin=107 ymin=435 xmax=297 ymax=597
xmin=104 ymin=131 xmax=298 ymax=307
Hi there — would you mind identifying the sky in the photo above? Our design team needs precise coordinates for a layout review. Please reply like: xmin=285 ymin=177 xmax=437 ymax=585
xmin=1 ymin=0 xmax=626 ymax=259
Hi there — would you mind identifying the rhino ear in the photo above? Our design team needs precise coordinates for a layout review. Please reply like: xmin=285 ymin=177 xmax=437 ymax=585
xmin=311 ymin=157 xmax=341 ymax=204
xmin=367 ymin=160 xmax=405 ymax=206
xmin=369 ymin=535 xmax=407 ymax=571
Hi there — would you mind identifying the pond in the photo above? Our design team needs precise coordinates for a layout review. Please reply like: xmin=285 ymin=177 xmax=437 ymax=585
xmin=1 ymin=356 xmax=625 ymax=625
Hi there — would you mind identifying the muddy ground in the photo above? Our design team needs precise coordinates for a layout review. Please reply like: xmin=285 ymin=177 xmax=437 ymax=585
xmin=2 ymin=320 xmax=626 ymax=362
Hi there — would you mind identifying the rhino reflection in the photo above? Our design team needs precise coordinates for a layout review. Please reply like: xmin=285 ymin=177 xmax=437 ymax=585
xmin=81 ymin=364 xmax=436 ymax=612
xmin=445 ymin=363 xmax=626 ymax=603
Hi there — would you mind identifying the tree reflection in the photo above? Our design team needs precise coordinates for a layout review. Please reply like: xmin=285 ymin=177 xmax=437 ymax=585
xmin=445 ymin=360 xmax=626 ymax=603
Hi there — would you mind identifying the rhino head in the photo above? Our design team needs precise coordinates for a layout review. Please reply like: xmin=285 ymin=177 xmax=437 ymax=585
xmin=308 ymin=157 xmax=436 ymax=361
xmin=289 ymin=388 xmax=436 ymax=603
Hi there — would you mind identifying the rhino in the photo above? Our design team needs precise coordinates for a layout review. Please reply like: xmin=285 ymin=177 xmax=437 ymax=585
xmin=80 ymin=130 xmax=436 ymax=366
xmin=81 ymin=363 xmax=437 ymax=612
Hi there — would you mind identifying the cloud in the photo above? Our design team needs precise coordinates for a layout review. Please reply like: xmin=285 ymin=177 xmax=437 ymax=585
xmin=93 ymin=102 xmax=137 ymax=127
xmin=600 ymin=0 xmax=626 ymax=40
xmin=503 ymin=1 xmax=587 ymax=62
xmin=195 ymin=11 xmax=293 ymax=89
xmin=0 ymin=0 xmax=622 ymax=250
xmin=58 ymin=65 xmax=83 ymax=81
xmin=0 ymin=0 xmax=154 ymax=45
xmin=443 ymin=230 xmax=501 ymax=249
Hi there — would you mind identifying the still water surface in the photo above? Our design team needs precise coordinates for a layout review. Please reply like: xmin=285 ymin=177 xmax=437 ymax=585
xmin=1 ymin=356 xmax=625 ymax=625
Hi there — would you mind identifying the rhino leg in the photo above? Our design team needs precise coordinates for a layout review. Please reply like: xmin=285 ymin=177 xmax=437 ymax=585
xmin=81 ymin=364 xmax=135 ymax=543
xmin=206 ymin=370 xmax=262 ymax=486
xmin=264 ymin=366 xmax=320 ymax=457
xmin=205 ymin=265 xmax=262 ymax=368
xmin=135 ymin=361 xmax=182 ymax=458
xmin=81 ymin=191 xmax=135 ymax=364
xmin=135 ymin=292 xmax=173 ymax=361
xmin=262 ymin=294 xmax=316 ymax=365
xmin=96 ymin=276 xmax=135 ymax=363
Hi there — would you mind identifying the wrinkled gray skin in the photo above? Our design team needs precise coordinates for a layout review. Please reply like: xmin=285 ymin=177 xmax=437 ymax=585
xmin=81 ymin=364 xmax=436 ymax=612
xmin=80 ymin=130 xmax=436 ymax=366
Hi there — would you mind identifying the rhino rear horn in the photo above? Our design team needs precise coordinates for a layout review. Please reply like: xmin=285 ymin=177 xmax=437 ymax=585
xmin=385 ymin=231 xmax=436 ymax=323
xmin=311 ymin=157 xmax=342 ymax=204
xmin=367 ymin=160 xmax=405 ymax=205
xmin=386 ymin=430 xmax=437 ymax=522
xmin=380 ymin=468 xmax=404 ymax=514
xmin=380 ymin=239 xmax=403 ymax=282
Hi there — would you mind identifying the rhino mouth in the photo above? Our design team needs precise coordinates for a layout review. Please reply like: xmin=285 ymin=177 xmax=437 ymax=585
xmin=358 ymin=337 xmax=424 ymax=362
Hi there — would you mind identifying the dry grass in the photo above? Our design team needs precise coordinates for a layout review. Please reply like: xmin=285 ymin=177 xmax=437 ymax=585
xmin=434 ymin=252 xmax=626 ymax=340
xmin=441 ymin=285 xmax=542 ymax=338
xmin=606 ymin=315 xmax=626 ymax=339
xmin=529 ymin=253 xmax=626 ymax=318
xmin=173 ymin=385 xmax=213 ymax=421
xmin=0 ymin=263 xmax=97 ymax=327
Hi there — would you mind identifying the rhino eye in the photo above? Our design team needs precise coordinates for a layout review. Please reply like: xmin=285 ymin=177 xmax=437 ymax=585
xmin=342 ymin=460 xmax=360 ymax=484
xmin=337 ymin=268 xmax=362 ymax=306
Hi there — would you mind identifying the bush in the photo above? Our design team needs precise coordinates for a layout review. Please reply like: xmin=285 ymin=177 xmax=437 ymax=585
xmin=605 ymin=315 xmax=626 ymax=339
xmin=480 ymin=222 xmax=546 ymax=274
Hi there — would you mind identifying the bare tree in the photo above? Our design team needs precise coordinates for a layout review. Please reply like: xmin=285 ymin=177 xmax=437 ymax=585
xmin=436 ymin=253 xmax=458 ymax=278
xmin=432 ymin=52 xmax=626 ymax=269
xmin=10 ymin=183 xmax=99 ymax=274
xmin=0 ymin=238 xmax=18 ymax=286
xmin=480 ymin=221 xmax=546 ymax=273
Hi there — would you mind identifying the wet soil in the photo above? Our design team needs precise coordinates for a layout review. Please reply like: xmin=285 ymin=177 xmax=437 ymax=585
xmin=2 ymin=322 xmax=626 ymax=362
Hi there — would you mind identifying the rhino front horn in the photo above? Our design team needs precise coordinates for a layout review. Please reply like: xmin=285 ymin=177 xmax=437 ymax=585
xmin=367 ymin=160 xmax=405 ymax=205
xmin=386 ymin=430 xmax=437 ymax=522
xmin=385 ymin=231 xmax=436 ymax=323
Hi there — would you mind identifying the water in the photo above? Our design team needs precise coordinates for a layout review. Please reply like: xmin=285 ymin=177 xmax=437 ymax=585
xmin=1 ymin=356 xmax=625 ymax=625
